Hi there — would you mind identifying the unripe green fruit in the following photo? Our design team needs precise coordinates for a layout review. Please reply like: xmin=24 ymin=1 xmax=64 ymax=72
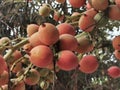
xmin=39 ymin=80 xmax=49 ymax=90
xmin=39 ymin=4 xmax=51 ymax=17
xmin=94 ymin=12 xmax=108 ymax=27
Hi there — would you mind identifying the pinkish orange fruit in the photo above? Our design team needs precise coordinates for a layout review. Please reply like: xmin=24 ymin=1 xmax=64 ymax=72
xmin=69 ymin=0 xmax=86 ymax=8
xmin=107 ymin=66 xmax=120 ymax=78
xmin=79 ymin=55 xmax=99 ymax=73
xmin=26 ymin=24 xmax=39 ymax=37
xmin=57 ymin=50 xmax=78 ymax=71
xmin=112 ymin=36 xmax=120 ymax=50
xmin=56 ymin=23 xmax=76 ymax=36
xmin=79 ymin=14 xmax=95 ymax=32
xmin=38 ymin=23 xmax=59 ymax=45
xmin=114 ymin=50 xmax=120 ymax=60
xmin=30 ymin=45 xmax=53 ymax=68
xmin=59 ymin=34 xmax=78 ymax=51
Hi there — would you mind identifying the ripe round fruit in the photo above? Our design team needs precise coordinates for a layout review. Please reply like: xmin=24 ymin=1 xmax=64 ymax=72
xmin=56 ymin=0 xmax=65 ymax=3
xmin=23 ymin=43 xmax=33 ymax=53
xmin=24 ymin=69 xmax=40 ymax=85
xmin=56 ymin=23 xmax=76 ymax=36
xmin=115 ymin=0 xmax=120 ymax=8
xmin=75 ymin=43 xmax=94 ymax=53
xmin=112 ymin=36 xmax=120 ymax=50
xmin=12 ymin=50 xmax=22 ymax=61
xmin=59 ymin=34 xmax=78 ymax=51
xmin=30 ymin=45 xmax=53 ymax=68
xmin=69 ymin=0 xmax=86 ymax=8
xmin=45 ymin=62 xmax=60 ymax=72
xmin=90 ymin=0 xmax=109 ymax=11
xmin=0 ymin=71 xmax=9 ymax=86
xmin=114 ymin=50 xmax=120 ymax=60
xmin=57 ymin=50 xmax=78 ymax=71
xmin=86 ymin=2 xmax=92 ymax=10
xmin=38 ymin=23 xmax=59 ymax=45
xmin=79 ymin=14 xmax=95 ymax=32
xmin=79 ymin=55 xmax=99 ymax=74
xmin=84 ymin=8 xmax=98 ymax=18
xmin=29 ymin=32 xmax=44 ymax=47
xmin=26 ymin=24 xmax=39 ymax=37
xmin=108 ymin=5 xmax=120 ymax=20
xmin=107 ymin=66 xmax=120 ymax=78
xmin=0 ymin=37 xmax=10 ymax=45
xmin=0 ymin=55 xmax=7 ymax=74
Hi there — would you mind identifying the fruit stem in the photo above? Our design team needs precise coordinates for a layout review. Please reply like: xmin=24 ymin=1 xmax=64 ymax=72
xmin=52 ymin=47 xmax=58 ymax=90
xmin=10 ymin=57 xmax=26 ymax=71
xmin=16 ymin=63 xmax=33 ymax=82
xmin=4 ymin=38 xmax=29 ymax=62
xmin=41 ymin=23 xmax=46 ymax=27
xmin=65 ymin=13 xmax=83 ymax=23
xmin=75 ymin=32 xmax=88 ymax=38
xmin=77 ymin=54 xmax=84 ymax=61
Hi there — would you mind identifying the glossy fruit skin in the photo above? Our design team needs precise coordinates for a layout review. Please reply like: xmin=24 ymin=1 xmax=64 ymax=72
xmin=114 ymin=50 xmax=120 ymax=60
xmin=57 ymin=50 xmax=78 ymax=71
xmin=79 ymin=55 xmax=99 ymax=74
xmin=57 ymin=23 xmax=76 ymax=36
xmin=29 ymin=32 xmax=44 ymax=47
xmin=112 ymin=36 xmax=120 ymax=50
xmin=69 ymin=0 xmax=86 ymax=8
xmin=24 ymin=69 xmax=40 ymax=85
xmin=79 ymin=14 xmax=95 ymax=32
xmin=75 ymin=43 xmax=94 ymax=53
xmin=107 ymin=66 xmax=120 ymax=78
xmin=0 ymin=71 xmax=9 ymax=86
xmin=59 ymin=34 xmax=78 ymax=51
xmin=23 ymin=43 xmax=33 ymax=53
xmin=90 ymin=0 xmax=109 ymax=11
xmin=108 ymin=5 xmax=120 ymax=20
xmin=30 ymin=45 xmax=53 ymax=68
xmin=115 ymin=0 xmax=120 ymax=8
xmin=84 ymin=8 xmax=98 ymax=18
xmin=26 ymin=24 xmax=39 ymax=37
xmin=38 ymin=23 xmax=59 ymax=45
xmin=56 ymin=0 xmax=65 ymax=3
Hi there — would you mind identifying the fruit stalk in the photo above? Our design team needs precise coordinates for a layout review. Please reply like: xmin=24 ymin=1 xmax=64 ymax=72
xmin=4 ymin=38 xmax=29 ymax=62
